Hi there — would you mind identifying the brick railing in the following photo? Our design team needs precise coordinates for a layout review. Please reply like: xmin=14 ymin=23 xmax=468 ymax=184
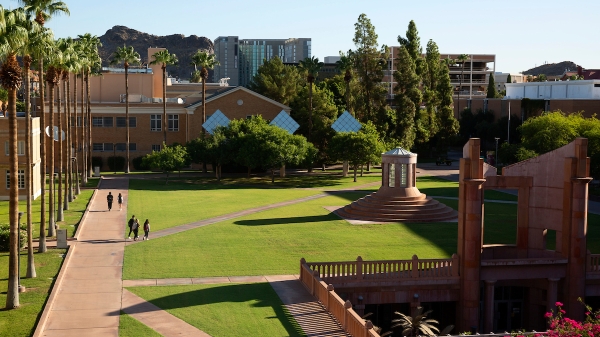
xmin=300 ymin=259 xmax=380 ymax=337
xmin=305 ymin=254 xmax=459 ymax=284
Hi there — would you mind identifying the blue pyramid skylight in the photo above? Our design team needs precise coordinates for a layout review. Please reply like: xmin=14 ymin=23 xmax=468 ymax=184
xmin=270 ymin=110 xmax=299 ymax=134
xmin=331 ymin=111 xmax=361 ymax=133
xmin=203 ymin=109 xmax=230 ymax=135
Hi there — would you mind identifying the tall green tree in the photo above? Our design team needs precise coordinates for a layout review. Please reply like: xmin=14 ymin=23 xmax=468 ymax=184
xmin=506 ymin=73 xmax=512 ymax=84
xmin=143 ymin=142 xmax=188 ymax=184
xmin=298 ymin=56 xmax=323 ymax=142
xmin=352 ymin=14 xmax=388 ymax=127
xmin=110 ymin=45 xmax=140 ymax=173
xmin=487 ymin=73 xmax=498 ymax=98
xmin=190 ymin=50 xmax=219 ymax=127
xmin=335 ymin=51 xmax=354 ymax=115
xmin=150 ymin=49 xmax=177 ymax=143
xmin=418 ymin=39 xmax=441 ymax=144
xmin=0 ymin=6 xmax=28 ymax=309
xmin=20 ymin=0 xmax=69 ymax=253
xmin=435 ymin=57 xmax=459 ymax=148
xmin=393 ymin=46 xmax=421 ymax=149
xmin=328 ymin=122 xmax=382 ymax=182
xmin=398 ymin=20 xmax=425 ymax=76
xmin=248 ymin=56 xmax=300 ymax=106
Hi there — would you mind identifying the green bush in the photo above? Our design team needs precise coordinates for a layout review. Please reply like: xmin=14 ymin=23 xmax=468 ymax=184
xmin=107 ymin=156 xmax=125 ymax=171
xmin=0 ymin=224 xmax=26 ymax=252
xmin=132 ymin=156 xmax=150 ymax=170
xmin=91 ymin=156 xmax=103 ymax=169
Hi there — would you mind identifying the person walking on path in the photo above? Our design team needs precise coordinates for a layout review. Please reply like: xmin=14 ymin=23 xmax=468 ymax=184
xmin=107 ymin=192 xmax=114 ymax=211
xmin=118 ymin=193 xmax=124 ymax=211
xmin=143 ymin=219 xmax=150 ymax=240
xmin=132 ymin=219 xmax=140 ymax=241
xmin=128 ymin=215 xmax=136 ymax=239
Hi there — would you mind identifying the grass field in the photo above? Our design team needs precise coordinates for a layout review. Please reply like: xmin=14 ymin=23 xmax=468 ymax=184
xmin=126 ymin=283 xmax=305 ymax=337
xmin=119 ymin=311 xmax=162 ymax=337
xmin=0 ymin=249 xmax=67 ymax=337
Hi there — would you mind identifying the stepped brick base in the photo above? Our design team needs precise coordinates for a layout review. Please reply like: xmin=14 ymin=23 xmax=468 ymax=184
xmin=334 ymin=192 xmax=457 ymax=223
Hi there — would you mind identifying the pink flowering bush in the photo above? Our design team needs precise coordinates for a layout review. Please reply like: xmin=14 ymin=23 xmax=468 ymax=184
xmin=545 ymin=299 xmax=600 ymax=337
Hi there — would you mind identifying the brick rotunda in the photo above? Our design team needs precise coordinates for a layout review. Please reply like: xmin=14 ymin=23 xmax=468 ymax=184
xmin=335 ymin=147 xmax=457 ymax=222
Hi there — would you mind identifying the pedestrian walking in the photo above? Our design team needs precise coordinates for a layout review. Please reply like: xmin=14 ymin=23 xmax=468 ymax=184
xmin=143 ymin=219 xmax=150 ymax=240
xmin=132 ymin=219 xmax=140 ymax=241
xmin=127 ymin=215 xmax=136 ymax=239
xmin=118 ymin=193 xmax=123 ymax=211
xmin=107 ymin=192 xmax=114 ymax=211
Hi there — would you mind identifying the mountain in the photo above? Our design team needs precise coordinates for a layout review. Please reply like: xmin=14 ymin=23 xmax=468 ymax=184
xmin=522 ymin=61 xmax=579 ymax=77
xmin=98 ymin=25 xmax=214 ymax=80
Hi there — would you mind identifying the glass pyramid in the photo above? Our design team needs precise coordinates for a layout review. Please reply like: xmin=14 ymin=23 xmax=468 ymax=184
xmin=270 ymin=110 xmax=299 ymax=134
xmin=203 ymin=109 xmax=230 ymax=135
xmin=331 ymin=111 xmax=361 ymax=133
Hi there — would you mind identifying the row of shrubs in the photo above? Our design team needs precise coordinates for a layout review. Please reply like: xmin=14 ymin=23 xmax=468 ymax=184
xmin=0 ymin=225 xmax=26 ymax=252
xmin=91 ymin=156 xmax=150 ymax=171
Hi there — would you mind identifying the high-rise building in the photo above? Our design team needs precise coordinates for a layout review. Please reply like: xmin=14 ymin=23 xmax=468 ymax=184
xmin=213 ymin=36 xmax=311 ymax=86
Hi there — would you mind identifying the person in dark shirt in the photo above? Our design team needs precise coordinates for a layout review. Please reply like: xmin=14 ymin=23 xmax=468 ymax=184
xmin=107 ymin=192 xmax=114 ymax=211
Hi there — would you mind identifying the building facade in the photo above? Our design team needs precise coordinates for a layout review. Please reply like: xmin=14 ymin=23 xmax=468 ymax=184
xmin=213 ymin=36 xmax=311 ymax=86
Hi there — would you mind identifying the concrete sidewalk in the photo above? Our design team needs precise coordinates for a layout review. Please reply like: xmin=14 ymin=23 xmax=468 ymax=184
xmin=34 ymin=178 xmax=129 ymax=337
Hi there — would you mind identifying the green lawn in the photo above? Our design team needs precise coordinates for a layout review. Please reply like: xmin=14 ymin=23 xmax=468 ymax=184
xmin=119 ymin=311 xmax=163 ymax=337
xmin=126 ymin=179 xmax=322 ymax=232
xmin=417 ymin=176 xmax=518 ymax=201
xmin=126 ymin=283 xmax=305 ymax=337
xmin=0 ymin=249 xmax=67 ymax=337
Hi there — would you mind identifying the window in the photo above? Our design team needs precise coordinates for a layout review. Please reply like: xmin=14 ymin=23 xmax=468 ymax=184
xmin=388 ymin=163 xmax=395 ymax=188
xmin=93 ymin=143 xmax=104 ymax=151
xmin=92 ymin=117 xmax=103 ymax=127
xmin=103 ymin=143 xmax=113 ymax=151
xmin=400 ymin=164 xmax=407 ymax=187
xmin=115 ymin=143 xmax=126 ymax=151
xmin=151 ymin=144 xmax=161 ymax=152
xmin=71 ymin=116 xmax=84 ymax=127
xmin=5 ymin=141 xmax=25 ymax=156
xmin=116 ymin=117 xmax=137 ymax=128
xmin=6 ymin=170 xmax=25 ymax=189
xmin=168 ymin=114 xmax=179 ymax=131
xmin=129 ymin=143 xmax=137 ymax=151
xmin=103 ymin=117 xmax=113 ymax=127
xmin=150 ymin=115 xmax=161 ymax=131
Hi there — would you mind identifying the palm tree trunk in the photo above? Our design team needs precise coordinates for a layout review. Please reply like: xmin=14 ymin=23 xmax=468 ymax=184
xmin=73 ymin=74 xmax=80 ymax=196
xmin=202 ymin=77 xmax=207 ymax=173
xmin=80 ymin=70 xmax=86 ymax=184
xmin=57 ymin=79 xmax=64 ymax=222
xmin=65 ymin=76 xmax=72 ymax=205
xmin=162 ymin=66 xmax=167 ymax=144
xmin=24 ymin=57 xmax=36 ymax=278
xmin=308 ymin=81 xmax=313 ymax=142
xmin=6 ymin=79 xmax=20 ymax=309
xmin=38 ymin=58 xmax=47 ymax=253
xmin=86 ymin=70 xmax=92 ymax=178
xmin=125 ymin=65 xmax=130 ymax=173
xmin=48 ymin=77 xmax=55 ymax=238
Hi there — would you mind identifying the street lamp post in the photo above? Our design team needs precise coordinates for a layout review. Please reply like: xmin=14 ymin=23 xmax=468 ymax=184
xmin=72 ymin=156 xmax=80 ymax=196
xmin=113 ymin=143 xmax=116 ymax=174
xmin=495 ymin=137 xmax=500 ymax=166
xmin=17 ymin=211 xmax=25 ymax=293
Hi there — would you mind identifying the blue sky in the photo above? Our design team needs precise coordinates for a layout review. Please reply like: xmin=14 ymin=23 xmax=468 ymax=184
xmin=3 ymin=0 xmax=599 ymax=74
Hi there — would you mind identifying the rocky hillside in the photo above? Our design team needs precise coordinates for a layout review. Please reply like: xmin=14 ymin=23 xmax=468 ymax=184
xmin=98 ymin=26 xmax=214 ymax=80
xmin=522 ymin=61 xmax=579 ymax=76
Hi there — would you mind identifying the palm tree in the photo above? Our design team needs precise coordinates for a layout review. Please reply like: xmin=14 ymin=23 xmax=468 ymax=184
xmin=190 ymin=50 xmax=219 ymax=127
xmin=456 ymin=53 xmax=469 ymax=114
xmin=71 ymin=40 xmax=84 ymax=196
xmin=18 ymin=13 xmax=48 ymax=279
xmin=20 ymin=0 xmax=69 ymax=253
xmin=77 ymin=33 xmax=101 ymax=178
xmin=46 ymin=52 xmax=61 ymax=237
xmin=150 ymin=49 xmax=177 ymax=144
xmin=298 ymin=56 xmax=323 ymax=143
xmin=110 ymin=45 xmax=140 ymax=173
xmin=0 ymin=6 xmax=28 ymax=309
xmin=390 ymin=307 xmax=441 ymax=336
xmin=336 ymin=52 xmax=354 ymax=115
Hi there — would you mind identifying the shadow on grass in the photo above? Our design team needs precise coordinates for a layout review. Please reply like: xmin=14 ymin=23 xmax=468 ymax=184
xmin=119 ymin=283 xmax=304 ymax=337
xmin=235 ymin=214 xmax=336 ymax=226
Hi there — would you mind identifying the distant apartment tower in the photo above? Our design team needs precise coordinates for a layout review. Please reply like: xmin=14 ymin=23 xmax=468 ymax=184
xmin=383 ymin=47 xmax=496 ymax=100
xmin=213 ymin=36 xmax=311 ymax=86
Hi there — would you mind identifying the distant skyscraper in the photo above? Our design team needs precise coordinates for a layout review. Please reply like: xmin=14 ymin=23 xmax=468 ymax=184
xmin=213 ymin=36 xmax=311 ymax=86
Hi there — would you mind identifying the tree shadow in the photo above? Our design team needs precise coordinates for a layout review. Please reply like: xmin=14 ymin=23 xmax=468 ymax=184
xmin=118 ymin=282 xmax=305 ymax=336
xmin=235 ymin=214 xmax=336 ymax=226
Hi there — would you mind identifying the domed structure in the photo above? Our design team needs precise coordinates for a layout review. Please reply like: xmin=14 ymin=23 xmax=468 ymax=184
xmin=335 ymin=147 xmax=457 ymax=223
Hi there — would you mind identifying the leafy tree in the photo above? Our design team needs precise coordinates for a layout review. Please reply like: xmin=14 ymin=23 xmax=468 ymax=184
xmin=519 ymin=111 xmax=583 ymax=154
xmin=0 ymin=6 xmax=28 ymax=309
xmin=507 ymin=73 xmax=512 ymax=84
xmin=352 ymin=14 xmax=388 ymax=127
xmin=419 ymin=39 xmax=441 ymax=144
xmin=110 ymin=45 xmax=140 ymax=173
xmin=143 ymin=143 xmax=188 ymax=184
xmin=204 ymin=128 xmax=230 ymax=181
xmin=298 ymin=56 xmax=323 ymax=142
xmin=536 ymin=73 xmax=547 ymax=82
xmin=398 ymin=20 xmax=425 ymax=77
xmin=487 ymin=73 xmax=498 ymax=98
xmin=393 ymin=46 xmax=420 ymax=149
xmin=190 ymin=50 xmax=219 ymax=126
xmin=328 ymin=122 xmax=382 ymax=182
xmin=150 ymin=49 xmax=177 ymax=143
xmin=435 ymin=57 xmax=459 ymax=149
xmin=456 ymin=54 xmax=469 ymax=113
xmin=335 ymin=51 xmax=354 ymax=114
xmin=248 ymin=56 xmax=300 ymax=106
